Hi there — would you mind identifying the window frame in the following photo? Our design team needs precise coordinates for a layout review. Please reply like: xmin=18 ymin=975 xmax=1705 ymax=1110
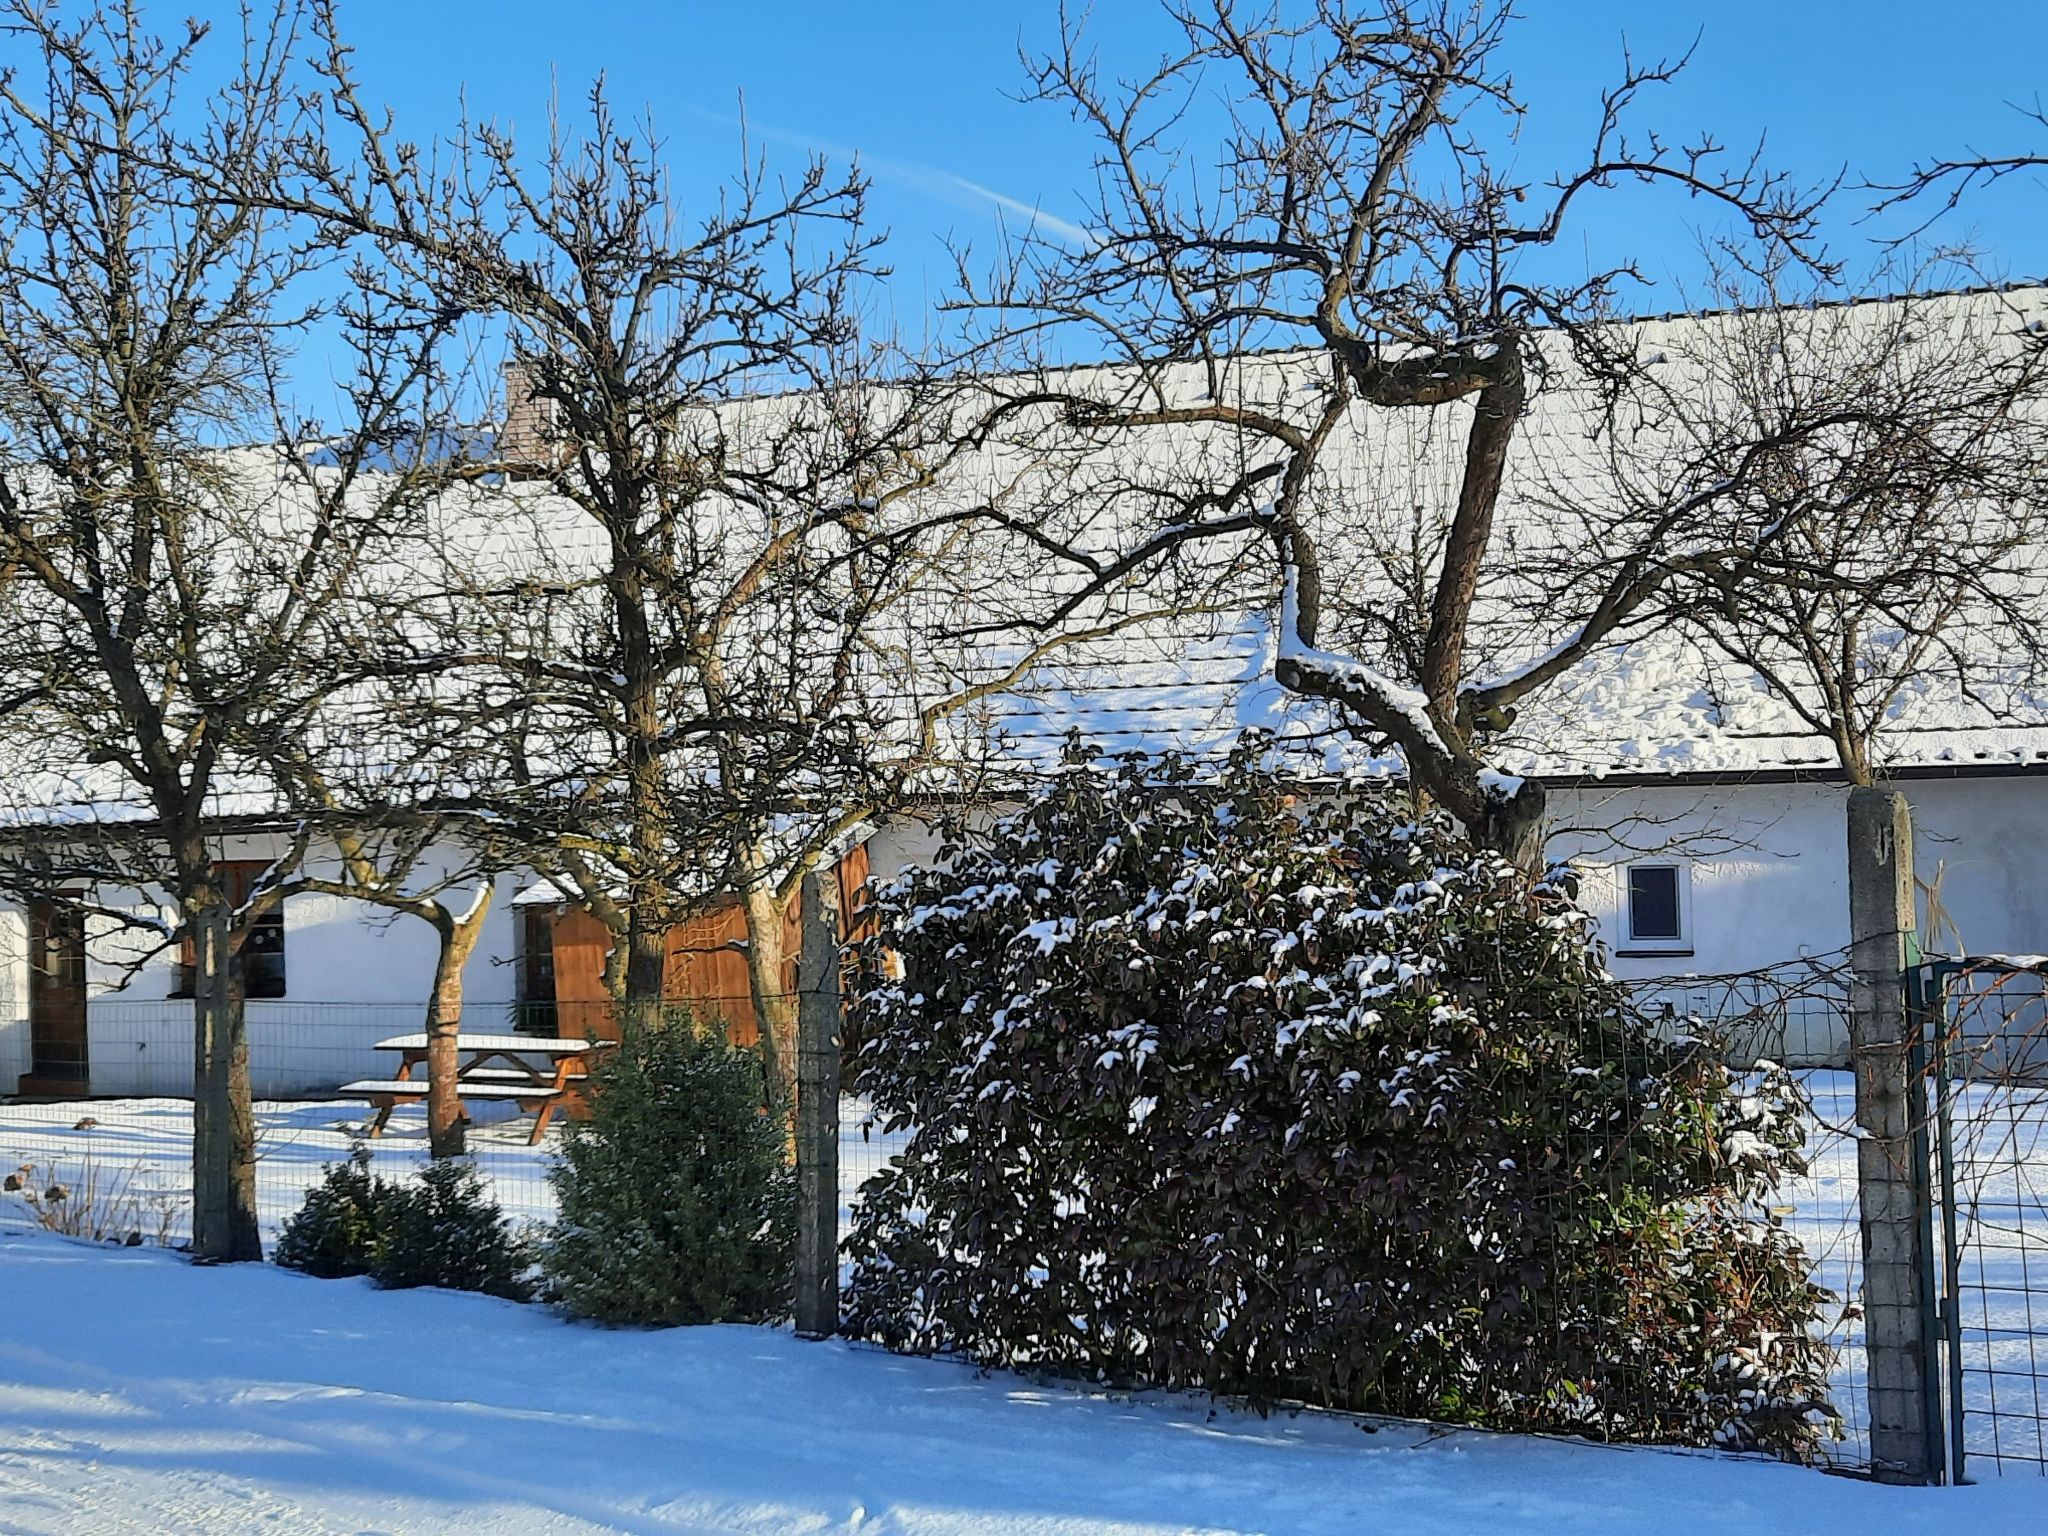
xmin=1618 ymin=860 xmax=1693 ymax=957
xmin=515 ymin=904 xmax=559 ymax=1033
xmin=169 ymin=859 xmax=287 ymax=999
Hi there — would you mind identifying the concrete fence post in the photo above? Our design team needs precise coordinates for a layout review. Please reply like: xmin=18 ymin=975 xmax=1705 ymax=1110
xmin=793 ymin=867 xmax=842 ymax=1339
xmin=1846 ymin=785 xmax=1939 ymax=1483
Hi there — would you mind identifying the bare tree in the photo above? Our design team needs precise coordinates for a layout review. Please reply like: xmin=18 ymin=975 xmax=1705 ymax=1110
xmin=285 ymin=22 xmax=1083 ymax=1097
xmin=940 ymin=0 xmax=1833 ymax=868
xmin=1871 ymin=99 xmax=2048 ymax=236
xmin=1561 ymin=275 xmax=2048 ymax=786
xmin=0 ymin=1 xmax=451 ymax=1257
xmin=268 ymin=679 xmax=522 ymax=1159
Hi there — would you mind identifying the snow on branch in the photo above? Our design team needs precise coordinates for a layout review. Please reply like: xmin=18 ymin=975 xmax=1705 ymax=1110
xmin=1277 ymin=564 xmax=1451 ymax=760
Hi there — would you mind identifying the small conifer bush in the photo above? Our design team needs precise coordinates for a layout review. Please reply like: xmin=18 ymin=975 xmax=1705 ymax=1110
xmin=274 ymin=1146 xmax=392 ymax=1279
xmin=276 ymin=1147 xmax=534 ymax=1300
xmin=544 ymin=1015 xmax=796 ymax=1326
xmin=374 ymin=1158 xmax=535 ymax=1301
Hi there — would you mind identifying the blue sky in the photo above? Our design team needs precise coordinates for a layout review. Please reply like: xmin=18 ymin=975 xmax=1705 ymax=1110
xmin=327 ymin=0 xmax=2045 ymax=307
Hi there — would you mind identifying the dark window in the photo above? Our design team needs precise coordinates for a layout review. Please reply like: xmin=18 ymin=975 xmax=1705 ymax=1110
xmin=516 ymin=906 xmax=558 ymax=1033
xmin=172 ymin=860 xmax=286 ymax=999
xmin=1625 ymin=864 xmax=1685 ymax=946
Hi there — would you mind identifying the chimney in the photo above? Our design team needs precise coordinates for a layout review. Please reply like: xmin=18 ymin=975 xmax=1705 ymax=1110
xmin=500 ymin=357 xmax=566 ymax=473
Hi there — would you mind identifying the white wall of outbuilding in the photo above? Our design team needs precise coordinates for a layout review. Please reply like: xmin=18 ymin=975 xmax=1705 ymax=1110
xmin=865 ymin=772 xmax=2048 ymax=1067
xmin=1 ymin=771 xmax=2042 ymax=1094
xmin=0 ymin=833 xmax=524 ymax=1098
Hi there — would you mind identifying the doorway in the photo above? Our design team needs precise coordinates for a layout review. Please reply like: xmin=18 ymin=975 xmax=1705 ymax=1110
xmin=27 ymin=899 xmax=88 ymax=1086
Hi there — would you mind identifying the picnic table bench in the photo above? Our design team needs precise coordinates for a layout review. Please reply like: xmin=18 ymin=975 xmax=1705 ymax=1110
xmin=341 ymin=1033 xmax=610 ymax=1146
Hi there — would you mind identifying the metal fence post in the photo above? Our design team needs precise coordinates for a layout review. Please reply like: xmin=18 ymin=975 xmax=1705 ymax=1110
xmin=1847 ymin=786 xmax=1940 ymax=1483
xmin=793 ymin=867 xmax=842 ymax=1339
xmin=1922 ymin=960 xmax=1968 ymax=1485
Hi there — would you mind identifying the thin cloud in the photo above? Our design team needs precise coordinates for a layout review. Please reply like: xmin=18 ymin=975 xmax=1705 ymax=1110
xmin=692 ymin=106 xmax=1090 ymax=247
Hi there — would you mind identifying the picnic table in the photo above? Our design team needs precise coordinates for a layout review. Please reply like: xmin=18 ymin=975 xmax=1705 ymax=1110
xmin=341 ymin=1033 xmax=611 ymax=1146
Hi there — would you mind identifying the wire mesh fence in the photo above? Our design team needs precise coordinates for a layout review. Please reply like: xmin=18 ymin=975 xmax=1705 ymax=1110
xmin=1926 ymin=958 xmax=2048 ymax=1479
xmin=0 ymin=993 xmax=854 ymax=1257
xmin=0 ymin=1001 xmax=567 ymax=1247
xmin=22 ymin=962 xmax=2048 ymax=1481
xmin=1626 ymin=961 xmax=1870 ymax=1466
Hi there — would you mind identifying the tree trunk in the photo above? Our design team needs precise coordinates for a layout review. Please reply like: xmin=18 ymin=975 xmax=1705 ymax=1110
xmin=423 ymin=890 xmax=492 ymax=1160
xmin=189 ymin=886 xmax=260 ymax=1263
xmin=740 ymin=853 xmax=797 ymax=1105
xmin=792 ymin=867 xmax=843 ymax=1338
xmin=1419 ymin=358 xmax=1526 ymax=710
xmin=614 ymin=532 xmax=670 ymax=1041
xmin=621 ymin=896 xmax=668 ymax=1037
xmin=1475 ymin=778 xmax=1550 ymax=876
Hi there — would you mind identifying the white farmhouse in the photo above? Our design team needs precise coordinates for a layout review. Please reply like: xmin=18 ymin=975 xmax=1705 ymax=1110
xmin=2 ymin=285 xmax=2044 ymax=1092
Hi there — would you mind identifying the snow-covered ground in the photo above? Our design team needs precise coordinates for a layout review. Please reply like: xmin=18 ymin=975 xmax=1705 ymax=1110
xmin=2 ymin=1233 xmax=2043 ymax=1536
xmin=1778 ymin=1075 xmax=2048 ymax=1473
xmin=0 ymin=1094 xmax=909 ymax=1248
xmin=2 ymin=1075 xmax=2044 ymax=1481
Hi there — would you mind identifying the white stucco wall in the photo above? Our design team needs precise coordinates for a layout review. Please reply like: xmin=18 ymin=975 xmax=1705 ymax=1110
xmin=1540 ymin=774 xmax=2048 ymax=1063
xmin=9 ymin=773 xmax=2043 ymax=1096
xmin=862 ymin=814 xmax=946 ymax=887
xmin=0 ymin=905 xmax=27 ymax=1089
xmin=1555 ymin=774 xmax=2048 ymax=979
xmin=859 ymin=773 xmax=2048 ymax=1068
xmin=1 ymin=833 xmax=529 ymax=1098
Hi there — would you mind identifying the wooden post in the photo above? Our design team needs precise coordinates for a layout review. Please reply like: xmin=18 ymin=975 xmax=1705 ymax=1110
xmin=793 ymin=867 xmax=842 ymax=1339
xmin=1847 ymin=786 xmax=1939 ymax=1483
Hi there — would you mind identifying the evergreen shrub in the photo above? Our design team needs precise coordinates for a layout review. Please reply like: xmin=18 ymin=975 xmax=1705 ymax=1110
xmin=544 ymin=1016 xmax=795 ymax=1325
xmin=276 ymin=1146 xmax=534 ymax=1300
xmin=274 ymin=1146 xmax=391 ymax=1279
xmin=842 ymin=736 xmax=1838 ymax=1460
xmin=374 ymin=1158 xmax=535 ymax=1300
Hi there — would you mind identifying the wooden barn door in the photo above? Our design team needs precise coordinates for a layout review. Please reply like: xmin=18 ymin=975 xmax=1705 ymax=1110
xmin=28 ymin=899 xmax=88 ymax=1083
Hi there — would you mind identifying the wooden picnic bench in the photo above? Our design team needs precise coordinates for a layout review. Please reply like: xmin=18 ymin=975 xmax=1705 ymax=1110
xmin=341 ymin=1033 xmax=610 ymax=1146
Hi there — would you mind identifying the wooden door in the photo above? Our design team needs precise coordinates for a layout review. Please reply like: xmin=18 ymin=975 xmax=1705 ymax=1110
xmin=28 ymin=900 xmax=88 ymax=1081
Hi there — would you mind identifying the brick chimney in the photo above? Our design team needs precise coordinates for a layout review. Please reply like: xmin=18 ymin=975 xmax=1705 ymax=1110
xmin=500 ymin=357 xmax=566 ymax=472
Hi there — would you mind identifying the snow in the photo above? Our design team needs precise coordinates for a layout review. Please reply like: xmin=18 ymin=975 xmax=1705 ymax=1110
xmin=1463 ymin=625 xmax=1590 ymax=697
xmin=0 ymin=1098 xmax=558 ymax=1247
xmin=976 ymin=606 xmax=2048 ymax=784
xmin=2 ymin=1233 xmax=2044 ymax=1535
xmin=4 ymin=1072 xmax=2048 ymax=1495
xmin=1477 ymin=768 xmax=1525 ymax=800
xmin=1278 ymin=565 xmax=1450 ymax=758
xmin=0 ymin=1095 xmax=909 ymax=1254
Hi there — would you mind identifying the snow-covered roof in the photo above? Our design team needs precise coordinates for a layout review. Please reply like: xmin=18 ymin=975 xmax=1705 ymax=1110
xmin=980 ymin=609 xmax=2048 ymax=782
xmin=3 ymin=284 xmax=2044 ymax=835
xmin=955 ymin=283 xmax=2048 ymax=784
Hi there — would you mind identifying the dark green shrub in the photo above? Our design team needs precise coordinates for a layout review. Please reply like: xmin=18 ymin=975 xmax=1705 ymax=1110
xmin=276 ymin=1147 xmax=533 ymax=1301
xmin=843 ymin=736 xmax=1838 ymax=1461
xmin=373 ymin=1158 xmax=535 ymax=1301
xmin=274 ymin=1146 xmax=390 ymax=1278
xmin=544 ymin=1016 xmax=796 ymax=1325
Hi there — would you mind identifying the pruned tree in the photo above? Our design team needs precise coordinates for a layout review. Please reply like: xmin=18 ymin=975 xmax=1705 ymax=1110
xmin=268 ymin=710 xmax=520 ymax=1159
xmin=940 ymin=0 xmax=1833 ymax=868
xmin=286 ymin=32 xmax=896 ymax=1073
xmin=0 ymin=0 xmax=454 ymax=1257
xmin=285 ymin=18 xmax=1089 ymax=1097
xmin=1558 ymin=274 xmax=2048 ymax=787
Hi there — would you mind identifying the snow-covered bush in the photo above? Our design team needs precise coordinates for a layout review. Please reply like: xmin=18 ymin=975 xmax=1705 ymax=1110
xmin=374 ymin=1159 xmax=535 ymax=1301
xmin=843 ymin=738 xmax=1838 ymax=1460
xmin=276 ymin=1148 xmax=533 ymax=1300
xmin=544 ymin=1017 xmax=795 ymax=1326
xmin=274 ymin=1147 xmax=388 ymax=1278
